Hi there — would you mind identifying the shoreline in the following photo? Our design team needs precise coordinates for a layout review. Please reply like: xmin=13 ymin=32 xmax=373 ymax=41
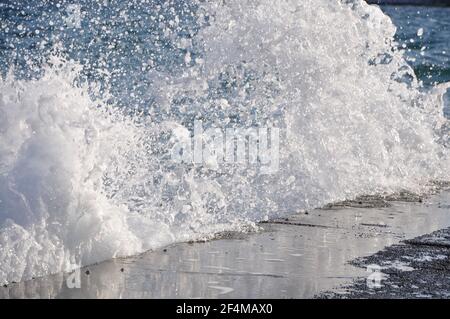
xmin=1 ymin=188 xmax=449 ymax=298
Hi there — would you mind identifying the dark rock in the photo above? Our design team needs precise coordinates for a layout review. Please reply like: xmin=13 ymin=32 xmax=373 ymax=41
xmin=318 ymin=227 xmax=450 ymax=299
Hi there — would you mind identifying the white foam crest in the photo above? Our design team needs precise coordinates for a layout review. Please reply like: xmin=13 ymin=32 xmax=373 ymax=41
xmin=0 ymin=61 xmax=248 ymax=284
xmin=0 ymin=0 xmax=449 ymax=283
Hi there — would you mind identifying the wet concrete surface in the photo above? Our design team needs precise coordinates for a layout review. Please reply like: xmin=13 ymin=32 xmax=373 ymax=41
xmin=320 ymin=227 xmax=450 ymax=299
xmin=1 ymin=191 xmax=449 ymax=298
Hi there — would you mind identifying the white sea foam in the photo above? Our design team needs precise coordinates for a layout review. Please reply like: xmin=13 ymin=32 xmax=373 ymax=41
xmin=0 ymin=0 xmax=449 ymax=284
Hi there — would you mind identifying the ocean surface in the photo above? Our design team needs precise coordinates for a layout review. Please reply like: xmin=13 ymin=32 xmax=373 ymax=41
xmin=0 ymin=0 xmax=449 ymax=284
xmin=381 ymin=5 xmax=450 ymax=115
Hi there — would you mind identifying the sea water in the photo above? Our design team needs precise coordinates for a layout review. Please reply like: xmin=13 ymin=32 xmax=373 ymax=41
xmin=0 ymin=0 xmax=449 ymax=284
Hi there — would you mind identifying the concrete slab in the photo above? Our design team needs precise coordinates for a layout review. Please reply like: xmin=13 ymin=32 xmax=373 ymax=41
xmin=1 ymin=191 xmax=449 ymax=298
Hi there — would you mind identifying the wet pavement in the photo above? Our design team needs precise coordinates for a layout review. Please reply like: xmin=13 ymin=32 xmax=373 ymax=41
xmin=1 ymin=191 xmax=449 ymax=298
xmin=320 ymin=227 xmax=450 ymax=299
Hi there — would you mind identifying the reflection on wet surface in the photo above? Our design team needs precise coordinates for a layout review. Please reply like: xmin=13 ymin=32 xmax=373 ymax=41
xmin=1 ymin=192 xmax=449 ymax=298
